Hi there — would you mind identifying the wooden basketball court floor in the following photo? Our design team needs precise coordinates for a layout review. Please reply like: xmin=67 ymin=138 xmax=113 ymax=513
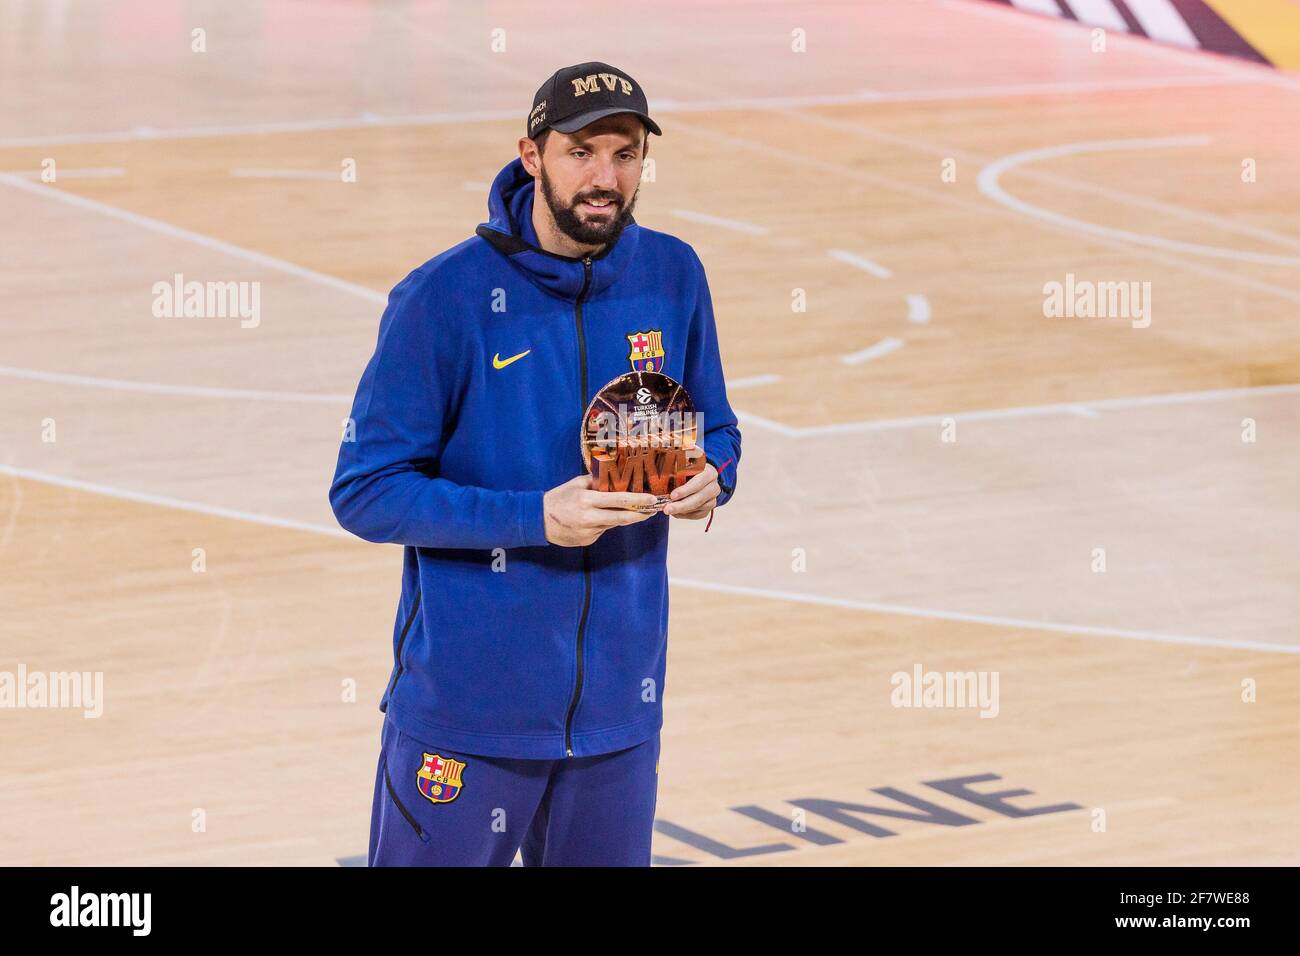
xmin=1 ymin=0 xmax=1298 ymax=866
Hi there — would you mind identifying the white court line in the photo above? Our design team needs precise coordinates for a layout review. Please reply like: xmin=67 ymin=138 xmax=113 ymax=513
xmin=0 ymin=77 xmax=1256 ymax=149
xmin=0 ymin=363 xmax=773 ymax=403
xmin=778 ymin=105 xmax=1300 ymax=254
xmin=906 ymin=294 xmax=931 ymax=324
xmin=827 ymin=249 xmax=893 ymax=278
xmin=841 ymin=337 xmax=904 ymax=366
xmin=671 ymin=209 xmax=769 ymax=236
xmin=6 ymin=144 xmax=1295 ymax=436
xmin=0 ymin=173 xmax=387 ymax=305
xmin=0 ymin=465 xmax=350 ymax=539
xmin=0 ymin=468 xmax=20 ymax=548
xmin=727 ymin=373 xmax=783 ymax=390
xmin=0 ymin=9 xmax=1292 ymax=661
xmin=672 ymin=578 xmax=1300 ymax=654
xmin=728 ymin=409 xmax=801 ymax=438
xmin=1 ymin=167 xmax=126 ymax=179
xmin=5 ymin=462 xmax=1291 ymax=654
xmin=1018 ymin=168 xmax=1300 ymax=252
xmin=0 ymin=365 xmax=353 ymax=403
xmin=736 ymin=381 xmax=1300 ymax=438
xmin=0 ymin=109 xmax=518 ymax=148
xmin=853 ymin=74 xmax=1249 ymax=101
xmin=679 ymin=113 xmax=1300 ymax=306
xmin=978 ymin=137 xmax=1300 ymax=268
xmin=229 ymin=168 xmax=343 ymax=181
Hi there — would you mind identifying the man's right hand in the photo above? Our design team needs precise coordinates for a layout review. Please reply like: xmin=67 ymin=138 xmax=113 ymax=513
xmin=543 ymin=474 xmax=659 ymax=547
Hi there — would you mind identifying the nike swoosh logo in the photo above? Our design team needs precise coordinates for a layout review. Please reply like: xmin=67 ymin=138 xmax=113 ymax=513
xmin=492 ymin=349 xmax=531 ymax=370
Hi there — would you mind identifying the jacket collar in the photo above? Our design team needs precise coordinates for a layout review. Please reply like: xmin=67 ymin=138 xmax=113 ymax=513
xmin=475 ymin=157 xmax=640 ymax=301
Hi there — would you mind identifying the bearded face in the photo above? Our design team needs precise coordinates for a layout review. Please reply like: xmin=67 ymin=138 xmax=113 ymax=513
xmin=538 ymin=158 xmax=640 ymax=249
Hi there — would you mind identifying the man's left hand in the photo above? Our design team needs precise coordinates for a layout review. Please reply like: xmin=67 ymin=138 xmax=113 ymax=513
xmin=663 ymin=463 xmax=720 ymax=519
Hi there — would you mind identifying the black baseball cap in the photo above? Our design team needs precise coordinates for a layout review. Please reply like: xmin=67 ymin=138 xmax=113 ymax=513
xmin=528 ymin=61 xmax=662 ymax=140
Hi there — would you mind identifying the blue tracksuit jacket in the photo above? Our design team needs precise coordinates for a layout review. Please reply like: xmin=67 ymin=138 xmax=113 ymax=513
xmin=330 ymin=156 xmax=742 ymax=760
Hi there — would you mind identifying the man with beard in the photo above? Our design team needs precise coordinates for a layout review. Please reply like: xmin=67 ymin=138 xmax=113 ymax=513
xmin=331 ymin=62 xmax=742 ymax=866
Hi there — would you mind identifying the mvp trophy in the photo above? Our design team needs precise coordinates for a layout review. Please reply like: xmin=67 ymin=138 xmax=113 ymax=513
xmin=582 ymin=371 xmax=706 ymax=513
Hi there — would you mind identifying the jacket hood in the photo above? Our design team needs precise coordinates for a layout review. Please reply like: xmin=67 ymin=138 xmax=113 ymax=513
xmin=474 ymin=157 xmax=640 ymax=301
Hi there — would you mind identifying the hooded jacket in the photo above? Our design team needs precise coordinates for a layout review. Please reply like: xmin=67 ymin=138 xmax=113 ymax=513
xmin=329 ymin=157 xmax=742 ymax=759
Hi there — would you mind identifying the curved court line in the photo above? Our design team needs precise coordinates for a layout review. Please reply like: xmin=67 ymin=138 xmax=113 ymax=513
xmin=977 ymin=137 xmax=1300 ymax=267
xmin=2 ymin=463 xmax=1290 ymax=655
xmin=827 ymin=248 xmax=893 ymax=278
xmin=0 ymin=364 xmax=352 ymax=404
xmin=675 ymin=116 xmax=1300 ymax=305
xmin=841 ymin=336 xmax=904 ymax=365
xmin=785 ymin=104 xmax=1300 ymax=253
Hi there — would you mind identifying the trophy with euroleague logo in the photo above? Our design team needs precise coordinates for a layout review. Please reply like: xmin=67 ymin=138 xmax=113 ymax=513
xmin=581 ymin=370 xmax=706 ymax=513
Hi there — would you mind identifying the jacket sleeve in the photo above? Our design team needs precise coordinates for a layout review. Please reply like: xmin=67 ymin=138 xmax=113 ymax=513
xmin=329 ymin=270 xmax=550 ymax=549
xmin=681 ymin=249 xmax=742 ymax=508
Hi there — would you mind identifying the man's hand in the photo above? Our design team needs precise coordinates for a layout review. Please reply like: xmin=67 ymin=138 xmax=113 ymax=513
xmin=663 ymin=463 xmax=720 ymax=520
xmin=543 ymin=475 xmax=659 ymax=547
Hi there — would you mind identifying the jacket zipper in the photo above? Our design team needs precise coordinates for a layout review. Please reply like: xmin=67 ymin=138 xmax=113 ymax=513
xmin=562 ymin=256 xmax=594 ymax=758
xmin=383 ymin=591 xmax=423 ymax=700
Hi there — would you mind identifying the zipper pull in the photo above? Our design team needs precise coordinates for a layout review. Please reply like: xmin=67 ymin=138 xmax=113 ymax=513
xmin=566 ymin=747 xmax=575 ymax=758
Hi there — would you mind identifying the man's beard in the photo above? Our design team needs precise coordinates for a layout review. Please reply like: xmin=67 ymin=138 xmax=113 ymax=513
xmin=538 ymin=163 xmax=639 ymax=250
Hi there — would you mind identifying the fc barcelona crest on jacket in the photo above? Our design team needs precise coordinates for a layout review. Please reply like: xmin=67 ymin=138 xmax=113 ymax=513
xmin=627 ymin=329 xmax=665 ymax=372
xmin=417 ymin=753 xmax=466 ymax=805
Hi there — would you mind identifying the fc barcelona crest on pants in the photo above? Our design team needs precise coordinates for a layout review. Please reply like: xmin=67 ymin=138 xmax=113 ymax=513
xmin=417 ymin=753 xmax=466 ymax=804
xmin=627 ymin=329 xmax=665 ymax=372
